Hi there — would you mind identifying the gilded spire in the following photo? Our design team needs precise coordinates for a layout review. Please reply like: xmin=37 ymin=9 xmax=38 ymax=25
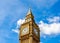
xmin=27 ymin=8 xmax=32 ymax=15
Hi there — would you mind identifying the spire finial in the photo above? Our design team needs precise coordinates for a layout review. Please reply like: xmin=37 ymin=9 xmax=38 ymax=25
xmin=27 ymin=8 xmax=32 ymax=15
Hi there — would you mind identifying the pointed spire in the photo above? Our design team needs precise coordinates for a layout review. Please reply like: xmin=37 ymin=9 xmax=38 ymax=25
xmin=27 ymin=8 xmax=32 ymax=15
xmin=25 ymin=8 xmax=34 ymax=20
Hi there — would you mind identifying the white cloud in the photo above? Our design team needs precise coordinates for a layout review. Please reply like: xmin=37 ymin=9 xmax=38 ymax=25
xmin=17 ymin=19 xmax=25 ymax=26
xmin=12 ymin=19 xmax=25 ymax=33
xmin=39 ymin=17 xmax=60 ymax=35
xmin=47 ymin=16 xmax=60 ymax=23
xmin=12 ymin=29 xmax=19 ymax=34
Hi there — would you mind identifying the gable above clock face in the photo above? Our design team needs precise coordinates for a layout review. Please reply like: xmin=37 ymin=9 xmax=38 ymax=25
xmin=25 ymin=18 xmax=31 ymax=22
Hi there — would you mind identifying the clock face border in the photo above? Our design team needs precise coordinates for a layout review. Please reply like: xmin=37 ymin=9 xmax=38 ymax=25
xmin=21 ymin=27 xmax=29 ymax=36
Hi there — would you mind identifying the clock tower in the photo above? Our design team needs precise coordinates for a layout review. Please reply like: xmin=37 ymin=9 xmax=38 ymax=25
xmin=19 ymin=9 xmax=40 ymax=43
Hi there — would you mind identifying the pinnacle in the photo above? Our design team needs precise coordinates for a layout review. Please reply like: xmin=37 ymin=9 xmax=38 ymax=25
xmin=27 ymin=8 xmax=32 ymax=15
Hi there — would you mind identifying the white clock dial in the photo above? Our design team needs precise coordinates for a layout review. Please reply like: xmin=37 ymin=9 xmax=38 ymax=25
xmin=34 ymin=28 xmax=38 ymax=35
xmin=22 ymin=28 xmax=29 ymax=35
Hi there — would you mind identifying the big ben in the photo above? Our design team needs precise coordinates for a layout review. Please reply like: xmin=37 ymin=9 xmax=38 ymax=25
xmin=19 ymin=8 xmax=40 ymax=43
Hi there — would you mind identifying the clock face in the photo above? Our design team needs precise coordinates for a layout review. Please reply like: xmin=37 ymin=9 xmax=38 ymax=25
xmin=34 ymin=28 xmax=38 ymax=35
xmin=22 ymin=27 xmax=29 ymax=35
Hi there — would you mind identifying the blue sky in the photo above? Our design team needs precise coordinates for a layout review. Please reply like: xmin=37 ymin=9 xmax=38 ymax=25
xmin=0 ymin=0 xmax=60 ymax=43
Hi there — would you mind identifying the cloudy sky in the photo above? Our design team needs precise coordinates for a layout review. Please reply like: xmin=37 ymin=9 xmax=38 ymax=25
xmin=0 ymin=0 xmax=60 ymax=43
